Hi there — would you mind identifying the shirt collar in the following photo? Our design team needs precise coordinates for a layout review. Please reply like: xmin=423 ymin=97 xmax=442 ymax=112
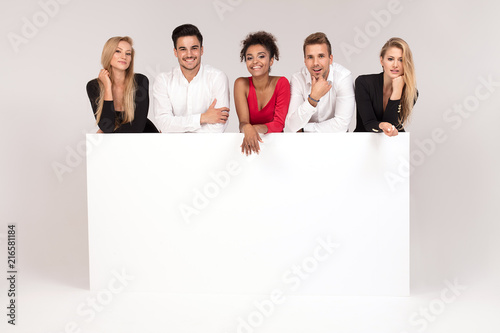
xmin=177 ymin=63 xmax=204 ymax=84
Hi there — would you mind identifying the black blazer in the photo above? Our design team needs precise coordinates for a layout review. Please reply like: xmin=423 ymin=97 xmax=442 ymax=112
xmin=354 ymin=72 xmax=404 ymax=133
xmin=86 ymin=73 xmax=158 ymax=133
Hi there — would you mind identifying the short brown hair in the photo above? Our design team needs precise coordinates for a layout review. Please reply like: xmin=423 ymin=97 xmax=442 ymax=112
xmin=303 ymin=32 xmax=332 ymax=56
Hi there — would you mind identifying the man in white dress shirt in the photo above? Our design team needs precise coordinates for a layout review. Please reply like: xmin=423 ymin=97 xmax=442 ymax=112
xmin=153 ymin=24 xmax=230 ymax=133
xmin=284 ymin=32 xmax=355 ymax=132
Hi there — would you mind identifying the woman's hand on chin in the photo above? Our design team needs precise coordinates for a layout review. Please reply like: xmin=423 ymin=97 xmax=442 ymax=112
xmin=392 ymin=75 xmax=405 ymax=92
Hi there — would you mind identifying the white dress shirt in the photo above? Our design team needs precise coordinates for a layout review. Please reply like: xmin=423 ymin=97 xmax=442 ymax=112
xmin=284 ymin=63 xmax=355 ymax=132
xmin=153 ymin=64 xmax=230 ymax=133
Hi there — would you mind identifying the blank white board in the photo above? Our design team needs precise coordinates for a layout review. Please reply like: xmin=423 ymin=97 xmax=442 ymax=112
xmin=87 ymin=133 xmax=409 ymax=296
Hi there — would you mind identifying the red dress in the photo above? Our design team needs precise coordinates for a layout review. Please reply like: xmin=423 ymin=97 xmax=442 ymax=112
xmin=247 ymin=76 xmax=291 ymax=133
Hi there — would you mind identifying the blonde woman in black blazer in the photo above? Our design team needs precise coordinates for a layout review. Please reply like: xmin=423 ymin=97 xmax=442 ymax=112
xmin=354 ymin=37 xmax=417 ymax=136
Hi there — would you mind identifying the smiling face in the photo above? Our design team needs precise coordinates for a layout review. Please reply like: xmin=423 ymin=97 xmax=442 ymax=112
xmin=110 ymin=41 xmax=132 ymax=71
xmin=304 ymin=43 xmax=333 ymax=80
xmin=380 ymin=46 xmax=404 ymax=79
xmin=174 ymin=36 xmax=203 ymax=73
xmin=245 ymin=44 xmax=273 ymax=77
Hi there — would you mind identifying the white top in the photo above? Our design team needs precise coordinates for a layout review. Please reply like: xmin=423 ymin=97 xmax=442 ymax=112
xmin=284 ymin=63 xmax=355 ymax=132
xmin=153 ymin=64 xmax=230 ymax=133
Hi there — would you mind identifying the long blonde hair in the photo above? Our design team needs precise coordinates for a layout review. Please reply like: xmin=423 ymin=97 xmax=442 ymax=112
xmin=96 ymin=36 xmax=136 ymax=128
xmin=380 ymin=37 xmax=417 ymax=127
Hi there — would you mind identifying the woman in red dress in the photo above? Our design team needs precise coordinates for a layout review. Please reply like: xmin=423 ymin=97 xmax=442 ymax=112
xmin=234 ymin=31 xmax=291 ymax=155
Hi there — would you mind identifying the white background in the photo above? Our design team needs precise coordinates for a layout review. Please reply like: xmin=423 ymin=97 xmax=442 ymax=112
xmin=1 ymin=0 xmax=499 ymax=332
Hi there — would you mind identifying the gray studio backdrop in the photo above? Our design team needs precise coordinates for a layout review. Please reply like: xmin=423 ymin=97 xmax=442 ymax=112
xmin=1 ymin=0 xmax=499 ymax=297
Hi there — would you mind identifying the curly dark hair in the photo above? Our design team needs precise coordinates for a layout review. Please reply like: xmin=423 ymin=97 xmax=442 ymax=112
xmin=240 ymin=31 xmax=280 ymax=62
